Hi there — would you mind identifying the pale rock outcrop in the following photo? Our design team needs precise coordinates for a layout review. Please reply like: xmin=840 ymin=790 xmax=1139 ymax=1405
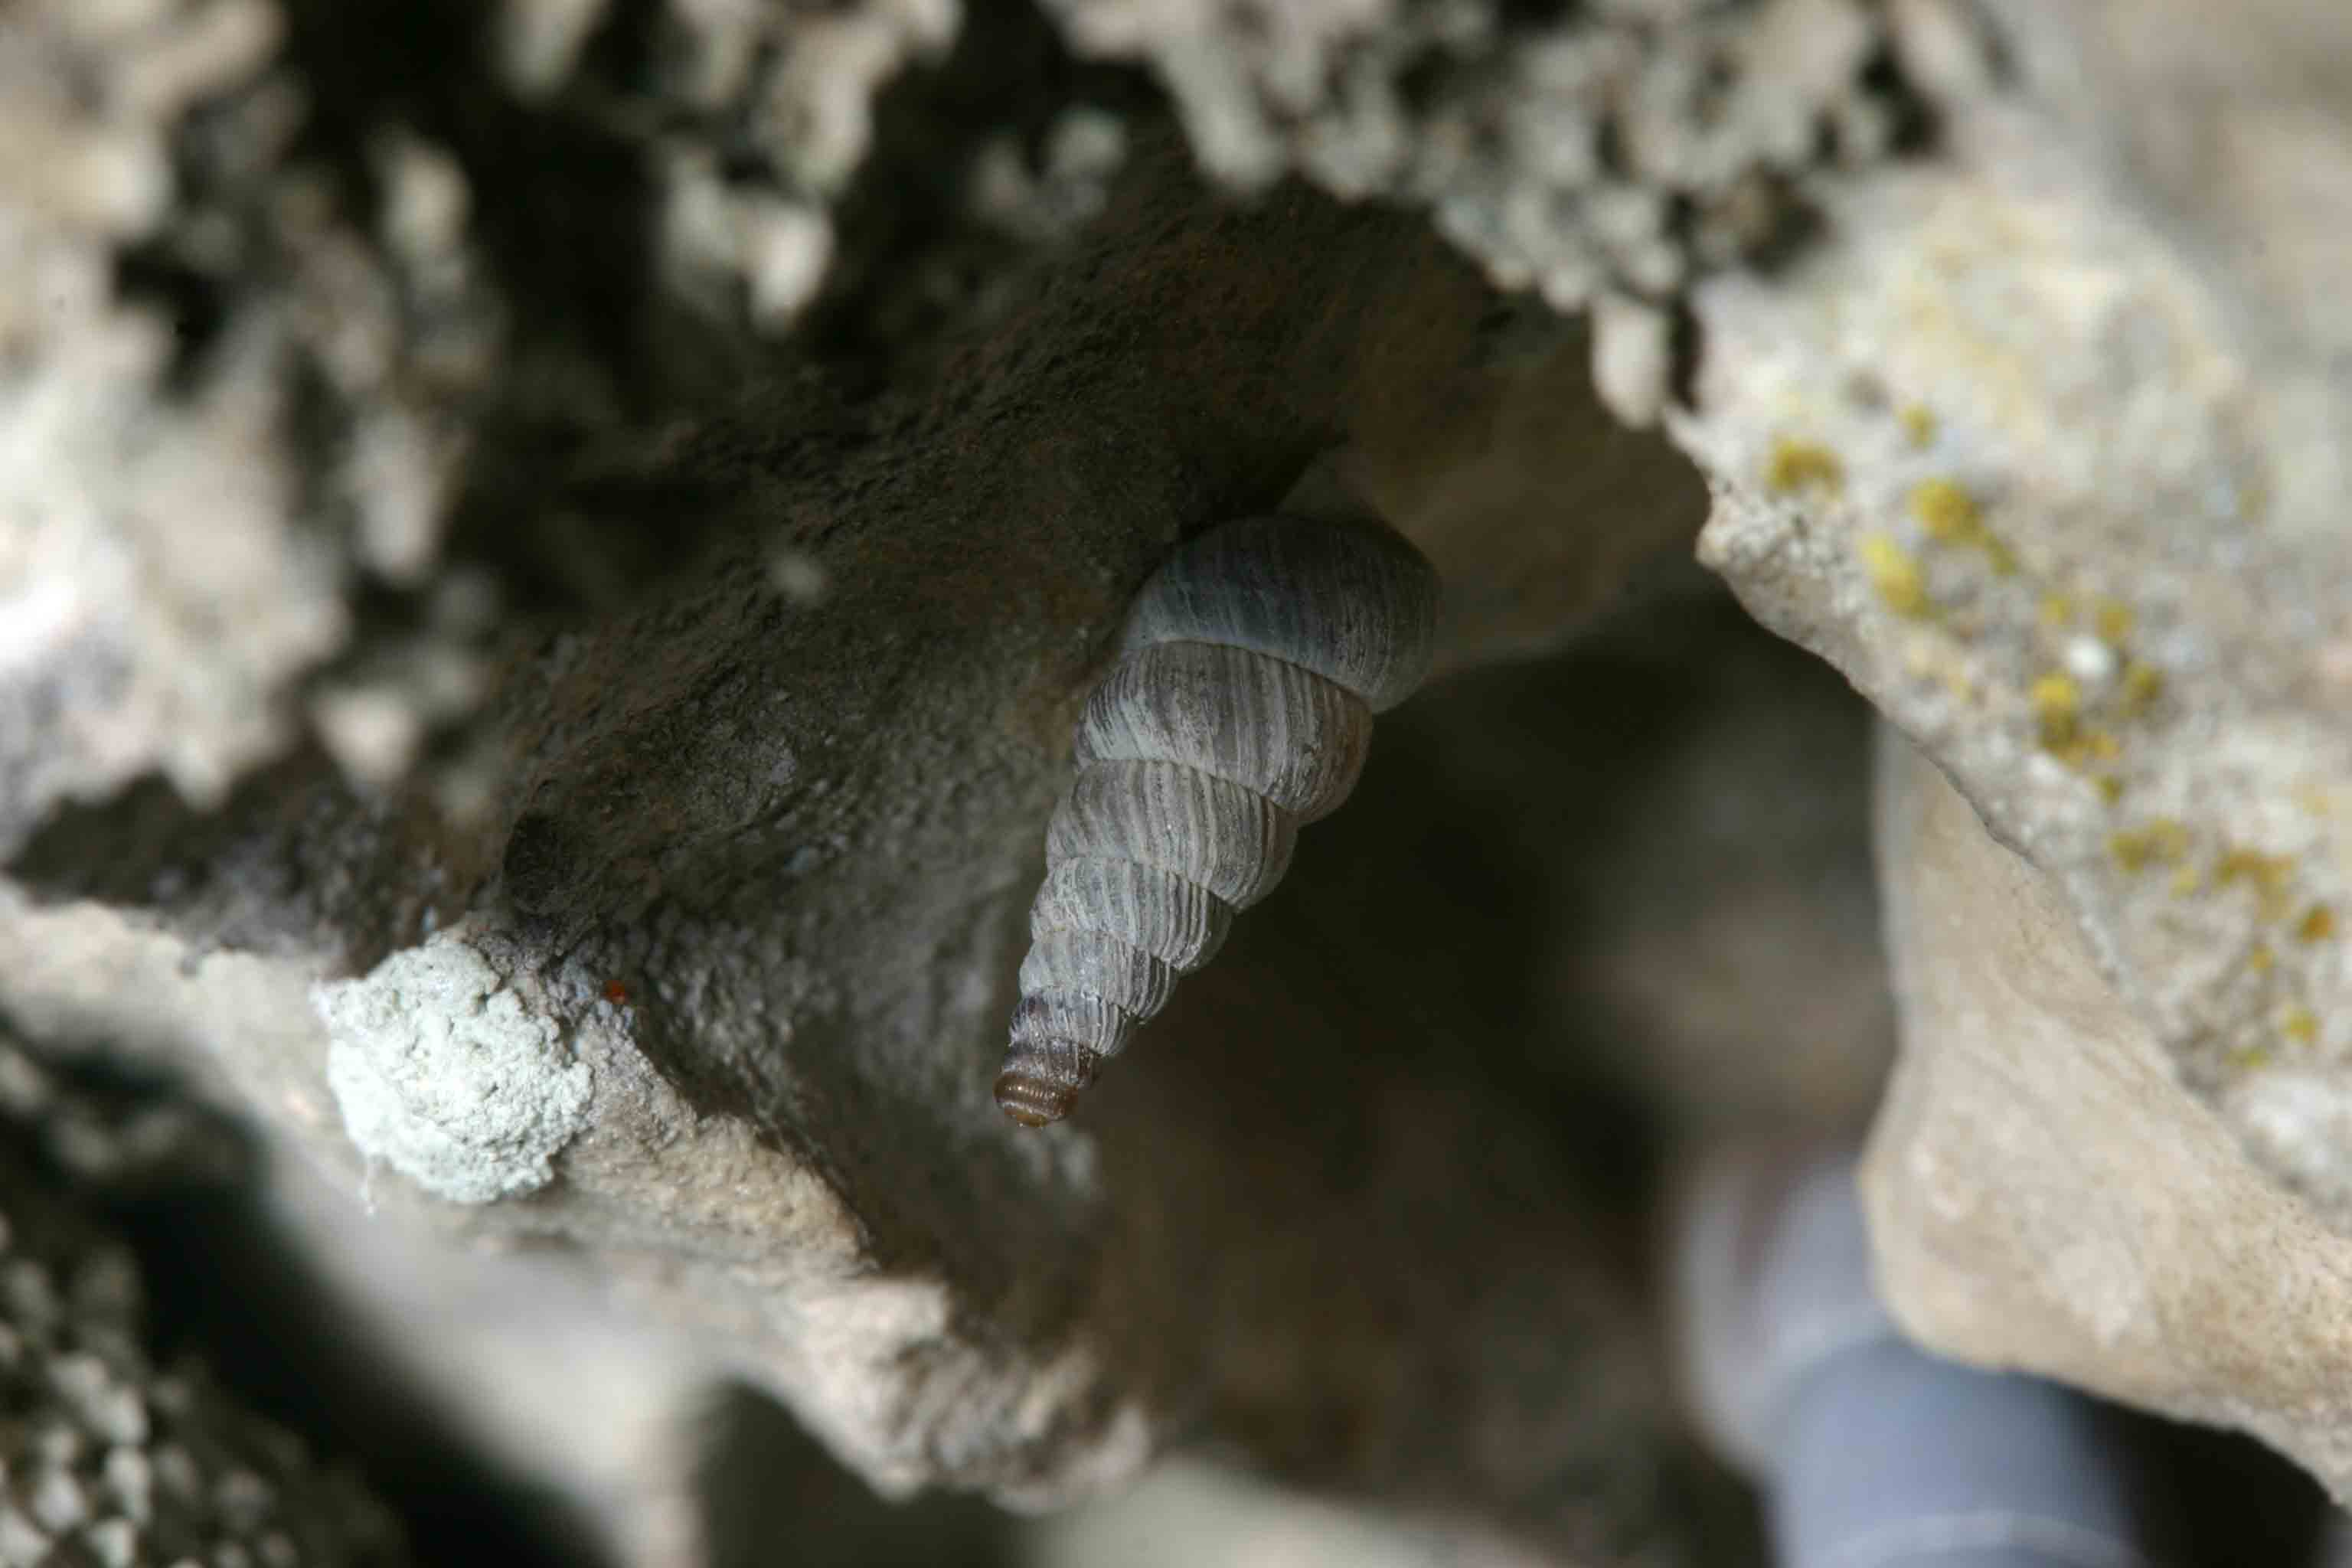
xmin=1864 ymin=730 xmax=2352 ymax=1501
xmin=1684 ymin=0 xmax=2352 ymax=1230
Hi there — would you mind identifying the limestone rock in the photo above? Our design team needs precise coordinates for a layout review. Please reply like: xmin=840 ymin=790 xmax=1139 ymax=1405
xmin=1677 ymin=0 xmax=2352 ymax=1496
xmin=1044 ymin=0 xmax=1906 ymax=309
xmin=1681 ymin=0 xmax=2352 ymax=1227
xmin=0 ymin=1 xmax=1714 ymax=1537
xmin=1864 ymin=729 xmax=2352 ymax=1503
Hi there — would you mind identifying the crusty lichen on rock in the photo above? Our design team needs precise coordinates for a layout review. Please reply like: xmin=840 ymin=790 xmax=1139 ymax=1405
xmin=1681 ymin=0 xmax=2352 ymax=1234
xmin=312 ymin=929 xmax=593 ymax=1204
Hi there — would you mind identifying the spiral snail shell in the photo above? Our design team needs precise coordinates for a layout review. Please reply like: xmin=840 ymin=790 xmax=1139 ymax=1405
xmin=994 ymin=513 xmax=1442 ymax=1127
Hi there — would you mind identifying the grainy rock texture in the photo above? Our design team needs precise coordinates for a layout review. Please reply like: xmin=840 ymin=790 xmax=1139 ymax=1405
xmin=2 ymin=0 xmax=1887 ymax=878
xmin=3 ymin=0 xmax=1726 ymax=1544
xmin=4 ymin=569 xmax=1872 ymax=1566
xmin=1043 ymin=0 xmax=1909 ymax=317
xmin=314 ymin=928 xmax=594 ymax=1204
xmin=1674 ymin=0 xmax=2352 ymax=1504
xmin=0 ymin=0 xmax=494 ymax=836
xmin=1684 ymin=0 xmax=2352 ymax=1227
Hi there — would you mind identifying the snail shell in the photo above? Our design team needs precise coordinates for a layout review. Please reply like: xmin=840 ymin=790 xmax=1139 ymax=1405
xmin=995 ymin=514 xmax=1441 ymax=1127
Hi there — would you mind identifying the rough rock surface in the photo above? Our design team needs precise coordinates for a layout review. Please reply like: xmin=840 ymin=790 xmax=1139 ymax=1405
xmin=5 ymin=0 xmax=1731 ymax=1543
xmin=1 ymin=0 xmax=1896 ymax=877
xmin=314 ymin=928 xmax=593 ymax=1204
xmin=15 ymin=0 xmax=2352 ymax=1555
xmin=1 ymin=761 xmax=1699 ymax=1556
xmin=1864 ymin=731 xmax=2352 ymax=1504
xmin=1684 ymin=0 xmax=2352 ymax=1227
xmin=0 ymin=0 xmax=495 ymax=837
xmin=6 ymin=562 xmax=1879 ymax=1564
xmin=1041 ymin=0 xmax=1910 ymax=318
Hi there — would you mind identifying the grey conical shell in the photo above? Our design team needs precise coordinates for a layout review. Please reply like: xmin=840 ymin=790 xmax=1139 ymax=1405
xmin=995 ymin=513 xmax=1439 ymax=1127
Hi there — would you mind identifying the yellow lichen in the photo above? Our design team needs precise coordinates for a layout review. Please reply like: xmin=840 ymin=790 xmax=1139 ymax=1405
xmin=2119 ymin=661 xmax=2163 ymax=716
xmin=2247 ymin=943 xmax=2275 ymax=975
xmin=1858 ymin=534 xmax=1930 ymax=617
xmin=2039 ymin=593 xmax=2074 ymax=629
xmin=2230 ymin=1045 xmax=2274 ymax=1071
xmin=2171 ymin=863 xmax=2203 ymax=897
xmin=2093 ymin=774 xmax=2124 ymax=805
xmin=2216 ymin=847 xmax=2296 ymax=919
xmin=2295 ymin=904 xmax=2337 ymax=943
xmin=2093 ymin=599 xmax=2135 ymax=643
xmin=2030 ymin=672 xmax=2082 ymax=748
xmin=1766 ymin=439 xmax=1844 ymax=495
xmin=2111 ymin=818 xmax=2190 ymax=873
xmin=2052 ymin=727 xmax=2125 ymax=769
xmin=2282 ymin=1005 xmax=2319 ymax=1046
xmin=1900 ymin=404 xmax=1937 ymax=447
xmin=2239 ymin=469 xmax=2274 ymax=524
xmin=2216 ymin=848 xmax=2293 ymax=890
xmin=1906 ymin=479 xmax=2016 ymax=575
xmin=1909 ymin=479 xmax=1981 ymax=542
xmin=2031 ymin=672 xmax=2082 ymax=711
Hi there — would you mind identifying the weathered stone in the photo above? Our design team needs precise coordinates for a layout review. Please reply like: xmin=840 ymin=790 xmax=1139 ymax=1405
xmin=1043 ymin=0 xmax=1907 ymax=309
xmin=1682 ymin=0 xmax=2352 ymax=1227
xmin=0 ymin=0 xmax=514 ymax=843
xmin=0 ymin=802 xmax=1694 ymax=1556
xmin=26 ymin=0 xmax=2352 ymax=1553
xmin=1864 ymin=729 xmax=2352 ymax=1503
xmin=2 ymin=0 xmax=1896 ymax=880
xmin=4 ymin=0 xmax=1726 ymax=1537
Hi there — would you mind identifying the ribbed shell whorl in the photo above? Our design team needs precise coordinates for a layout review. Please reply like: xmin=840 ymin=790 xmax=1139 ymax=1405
xmin=995 ymin=514 xmax=1440 ymax=1127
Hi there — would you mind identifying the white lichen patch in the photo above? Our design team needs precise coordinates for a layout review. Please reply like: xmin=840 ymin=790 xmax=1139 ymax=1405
xmin=312 ymin=931 xmax=593 ymax=1204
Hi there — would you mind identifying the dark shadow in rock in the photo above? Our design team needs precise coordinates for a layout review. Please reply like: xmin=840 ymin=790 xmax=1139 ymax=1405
xmin=5 ymin=740 xmax=463 ymax=972
xmin=1066 ymin=569 xmax=1887 ymax=1564
xmin=2137 ymin=1410 xmax=2331 ymax=1568
xmin=1076 ymin=781 xmax=1690 ymax=1559
xmin=694 ymin=1381 xmax=1020 ymax=1568
xmin=116 ymin=1188 xmax=610 ymax=1567
xmin=24 ymin=1057 xmax=615 ymax=1568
